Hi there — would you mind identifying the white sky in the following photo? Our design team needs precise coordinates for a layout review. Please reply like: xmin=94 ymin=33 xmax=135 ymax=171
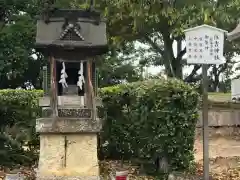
xmin=135 ymin=40 xmax=192 ymax=76
xmin=32 ymin=36 xmax=240 ymax=80
xmin=136 ymin=40 xmax=240 ymax=79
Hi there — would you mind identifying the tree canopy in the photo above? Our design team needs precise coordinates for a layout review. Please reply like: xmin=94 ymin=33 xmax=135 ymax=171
xmin=99 ymin=0 xmax=240 ymax=89
xmin=0 ymin=0 xmax=240 ymax=89
xmin=0 ymin=0 xmax=141 ymax=89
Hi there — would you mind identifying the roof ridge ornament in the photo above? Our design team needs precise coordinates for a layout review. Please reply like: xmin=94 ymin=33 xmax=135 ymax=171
xmin=42 ymin=0 xmax=57 ymax=24
xmin=59 ymin=21 xmax=85 ymax=41
xmin=59 ymin=14 xmax=85 ymax=41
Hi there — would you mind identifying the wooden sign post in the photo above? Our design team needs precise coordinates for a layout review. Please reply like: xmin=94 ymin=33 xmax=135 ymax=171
xmin=184 ymin=24 xmax=227 ymax=180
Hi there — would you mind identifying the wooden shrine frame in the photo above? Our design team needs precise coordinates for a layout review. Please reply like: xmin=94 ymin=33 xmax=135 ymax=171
xmin=48 ymin=55 xmax=96 ymax=117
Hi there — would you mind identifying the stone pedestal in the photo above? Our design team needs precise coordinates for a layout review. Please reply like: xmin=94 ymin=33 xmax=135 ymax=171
xmin=36 ymin=107 xmax=102 ymax=180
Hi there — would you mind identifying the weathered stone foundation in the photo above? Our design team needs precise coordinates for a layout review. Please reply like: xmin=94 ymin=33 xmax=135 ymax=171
xmin=36 ymin=175 xmax=101 ymax=180
xmin=36 ymin=115 xmax=101 ymax=180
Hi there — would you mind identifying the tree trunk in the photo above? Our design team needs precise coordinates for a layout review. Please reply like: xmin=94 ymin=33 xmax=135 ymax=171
xmin=174 ymin=40 xmax=183 ymax=79
xmin=212 ymin=78 xmax=219 ymax=92
xmin=212 ymin=65 xmax=219 ymax=92
xmin=163 ymin=34 xmax=175 ymax=78
xmin=164 ymin=54 xmax=183 ymax=79
xmin=163 ymin=36 xmax=183 ymax=79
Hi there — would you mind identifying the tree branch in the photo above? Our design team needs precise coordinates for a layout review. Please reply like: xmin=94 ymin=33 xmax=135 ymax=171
xmin=144 ymin=36 xmax=164 ymax=56
xmin=176 ymin=47 xmax=186 ymax=60
xmin=156 ymin=32 xmax=163 ymax=40
xmin=184 ymin=65 xmax=201 ymax=82
xmin=216 ymin=63 xmax=227 ymax=77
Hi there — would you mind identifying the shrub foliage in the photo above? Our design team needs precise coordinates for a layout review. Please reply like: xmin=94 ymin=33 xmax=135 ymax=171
xmin=0 ymin=89 xmax=42 ymax=167
xmin=99 ymin=79 xmax=200 ymax=171
xmin=0 ymin=79 xmax=199 ymax=172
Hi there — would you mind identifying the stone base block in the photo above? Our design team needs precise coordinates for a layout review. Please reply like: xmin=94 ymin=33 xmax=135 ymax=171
xmin=36 ymin=118 xmax=102 ymax=133
xmin=39 ymin=96 xmax=102 ymax=107
xmin=38 ymin=134 xmax=99 ymax=178
xmin=38 ymin=134 xmax=65 ymax=172
xmin=36 ymin=175 xmax=101 ymax=180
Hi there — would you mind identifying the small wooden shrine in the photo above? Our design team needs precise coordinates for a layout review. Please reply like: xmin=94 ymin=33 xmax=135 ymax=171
xmin=36 ymin=4 xmax=107 ymax=111
xmin=35 ymin=1 xmax=107 ymax=179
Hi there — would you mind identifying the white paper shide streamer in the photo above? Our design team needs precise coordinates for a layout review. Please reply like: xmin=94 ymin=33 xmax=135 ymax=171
xmin=77 ymin=62 xmax=85 ymax=90
xmin=77 ymin=62 xmax=85 ymax=106
xmin=59 ymin=62 xmax=68 ymax=88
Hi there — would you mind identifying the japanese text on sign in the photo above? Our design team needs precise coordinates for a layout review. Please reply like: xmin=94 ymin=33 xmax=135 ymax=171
xmin=184 ymin=25 xmax=226 ymax=64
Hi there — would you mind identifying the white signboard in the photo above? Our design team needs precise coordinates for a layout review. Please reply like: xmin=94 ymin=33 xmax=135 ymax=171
xmin=184 ymin=24 xmax=227 ymax=64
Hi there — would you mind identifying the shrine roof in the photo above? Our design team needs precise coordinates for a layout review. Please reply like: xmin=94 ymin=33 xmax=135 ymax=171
xmin=35 ymin=44 xmax=108 ymax=60
xmin=36 ymin=8 xmax=102 ymax=20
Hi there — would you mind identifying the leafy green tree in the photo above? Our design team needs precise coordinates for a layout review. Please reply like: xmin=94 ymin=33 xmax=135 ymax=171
xmin=2 ymin=0 xmax=240 ymax=88
xmin=98 ymin=0 xmax=240 ymax=82
xmin=97 ymin=51 xmax=141 ymax=87
xmin=0 ymin=0 xmax=45 ymax=89
xmin=0 ymin=0 xmax=141 ymax=89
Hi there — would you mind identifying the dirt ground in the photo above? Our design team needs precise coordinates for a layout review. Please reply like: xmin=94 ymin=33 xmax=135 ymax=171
xmin=194 ymin=136 xmax=240 ymax=173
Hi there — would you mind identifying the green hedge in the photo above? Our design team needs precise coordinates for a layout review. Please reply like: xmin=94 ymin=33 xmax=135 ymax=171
xmin=0 ymin=79 xmax=200 ymax=172
xmin=99 ymin=79 xmax=200 ymax=171
xmin=0 ymin=89 xmax=42 ymax=167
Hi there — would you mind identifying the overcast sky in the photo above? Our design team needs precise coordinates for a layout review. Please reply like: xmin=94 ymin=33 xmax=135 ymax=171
xmin=136 ymin=40 xmax=240 ymax=79
xmin=135 ymin=40 xmax=193 ymax=76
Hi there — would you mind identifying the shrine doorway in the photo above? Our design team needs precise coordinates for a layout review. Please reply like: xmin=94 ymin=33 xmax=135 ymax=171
xmin=56 ymin=61 xmax=86 ymax=96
